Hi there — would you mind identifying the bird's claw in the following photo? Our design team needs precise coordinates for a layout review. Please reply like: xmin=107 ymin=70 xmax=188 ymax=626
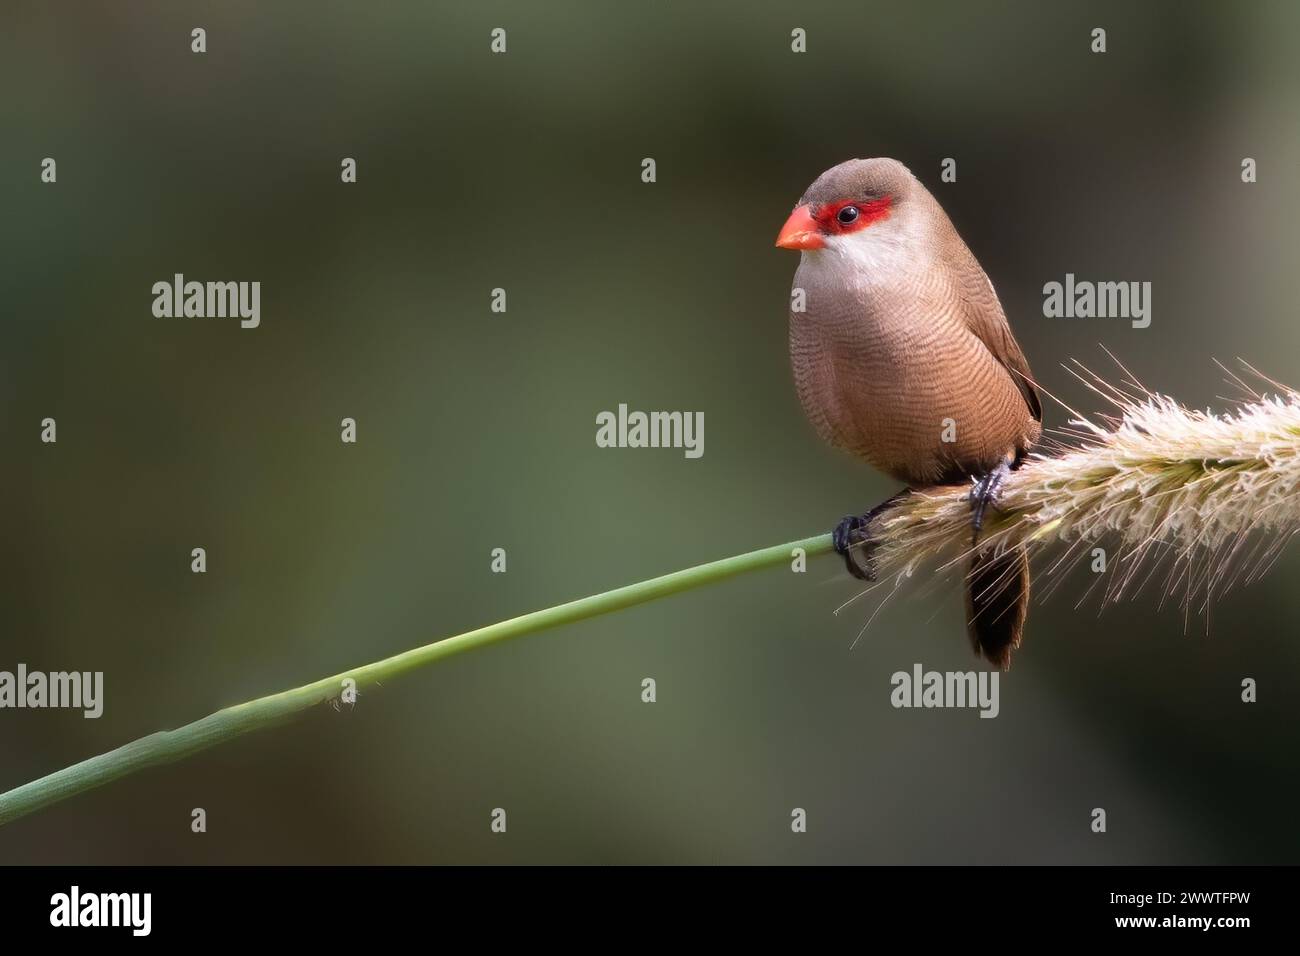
xmin=833 ymin=514 xmax=876 ymax=581
xmin=969 ymin=459 xmax=1013 ymax=544
xmin=833 ymin=492 xmax=909 ymax=581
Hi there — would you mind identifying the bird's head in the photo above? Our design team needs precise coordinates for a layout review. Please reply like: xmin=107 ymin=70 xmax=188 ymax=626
xmin=775 ymin=157 xmax=916 ymax=252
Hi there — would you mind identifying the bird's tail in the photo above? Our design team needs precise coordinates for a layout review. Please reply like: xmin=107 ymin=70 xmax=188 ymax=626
xmin=966 ymin=545 xmax=1030 ymax=670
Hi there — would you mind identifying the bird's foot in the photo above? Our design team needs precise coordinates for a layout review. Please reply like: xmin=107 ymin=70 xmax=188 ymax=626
xmin=833 ymin=491 xmax=909 ymax=581
xmin=832 ymin=514 xmax=875 ymax=580
xmin=969 ymin=458 xmax=1014 ymax=545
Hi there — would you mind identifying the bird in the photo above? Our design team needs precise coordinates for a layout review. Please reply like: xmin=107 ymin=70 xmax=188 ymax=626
xmin=775 ymin=157 xmax=1041 ymax=669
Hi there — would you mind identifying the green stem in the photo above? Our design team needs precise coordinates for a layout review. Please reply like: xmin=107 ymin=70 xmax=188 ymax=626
xmin=0 ymin=533 xmax=834 ymax=827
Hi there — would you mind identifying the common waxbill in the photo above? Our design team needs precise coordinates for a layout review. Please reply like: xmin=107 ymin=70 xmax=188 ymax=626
xmin=776 ymin=157 xmax=1041 ymax=668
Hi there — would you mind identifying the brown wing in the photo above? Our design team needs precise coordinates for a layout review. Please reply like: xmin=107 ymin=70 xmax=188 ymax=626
xmin=951 ymin=252 xmax=1042 ymax=423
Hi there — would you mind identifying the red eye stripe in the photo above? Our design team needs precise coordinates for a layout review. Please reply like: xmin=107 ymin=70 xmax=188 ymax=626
xmin=814 ymin=196 xmax=893 ymax=234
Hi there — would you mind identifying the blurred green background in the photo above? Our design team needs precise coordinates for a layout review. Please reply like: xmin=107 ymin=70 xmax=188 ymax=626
xmin=2 ymin=0 xmax=1298 ymax=863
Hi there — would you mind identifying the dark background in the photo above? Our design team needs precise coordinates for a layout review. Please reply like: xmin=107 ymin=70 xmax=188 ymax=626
xmin=2 ymin=0 xmax=1298 ymax=863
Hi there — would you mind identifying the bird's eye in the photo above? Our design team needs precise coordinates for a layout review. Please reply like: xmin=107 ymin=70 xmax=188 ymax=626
xmin=837 ymin=205 xmax=859 ymax=224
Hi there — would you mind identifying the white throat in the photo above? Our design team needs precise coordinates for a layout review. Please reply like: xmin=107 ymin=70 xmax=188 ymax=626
xmin=801 ymin=217 xmax=922 ymax=290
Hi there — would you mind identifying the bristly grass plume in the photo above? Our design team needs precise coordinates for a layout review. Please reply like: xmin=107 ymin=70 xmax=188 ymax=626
xmin=5 ymin=360 xmax=1300 ymax=825
xmin=859 ymin=361 xmax=1300 ymax=626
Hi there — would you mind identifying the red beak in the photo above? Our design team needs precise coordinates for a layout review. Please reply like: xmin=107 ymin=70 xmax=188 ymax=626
xmin=775 ymin=205 xmax=824 ymax=250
